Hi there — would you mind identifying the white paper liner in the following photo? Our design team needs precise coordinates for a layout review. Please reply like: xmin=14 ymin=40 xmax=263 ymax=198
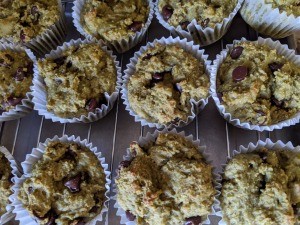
xmin=240 ymin=0 xmax=300 ymax=39
xmin=0 ymin=42 xmax=37 ymax=122
xmin=0 ymin=147 xmax=22 ymax=225
xmin=210 ymin=37 xmax=300 ymax=131
xmin=32 ymin=38 xmax=122 ymax=123
xmin=155 ymin=0 xmax=244 ymax=46
xmin=10 ymin=135 xmax=111 ymax=225
xmin=121 ymin=36 xmax=210 ymax=129
xmin=215 ymin=139 xmax=300 ymax=224
xmin=72 ymin=0 xmax=154 ymax=53
xmin=112 ymin=128 xmax=221 ymax=225
xmin=0 ymin=0 xmax=67 ymax=58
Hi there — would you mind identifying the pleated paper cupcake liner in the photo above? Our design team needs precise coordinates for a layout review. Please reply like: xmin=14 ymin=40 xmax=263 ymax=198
xmin=0 ymin=147 xmax=22 ymax=225
xmin=10 ymin=135 xmax=111 ymax=225
xmin=72 ymin=0 xmax=154 ymax=53
xmin=215 ymin=139 xmax=300 ymax=224
xmin=0 ymin=42 xmax=37 ymax=122
xmin=155 ymin=0 xmax=244 ymax=46
xmin=32 ymin=38 xmax=122 ymax=123
xmin=113 ymin=128 xmax=221 ymax=225
xmin=0 ymin=0 xmax=67 ymax=58
xmin=210 ymin=37 xmax=300 ymax=131
xmin=121 ymin=36 xmax=210 ymax=129
xmin=240 ymin=0 xmax=300 ymax=39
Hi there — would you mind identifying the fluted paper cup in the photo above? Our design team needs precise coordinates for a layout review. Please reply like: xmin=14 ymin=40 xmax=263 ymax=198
xmin=211 ymin=37 xmax=300 ymax=131
xmin=10 ymin=135 xmax=111 ymax=225
xmin=32 ymin=38 xmax=122 ymax=123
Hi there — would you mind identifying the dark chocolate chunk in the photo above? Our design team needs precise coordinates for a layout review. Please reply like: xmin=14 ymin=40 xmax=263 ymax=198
xmin=271 ymin=96 xmax=283 ymax=107
xmin=64 ymin=174 xmax=82 ymax=193
xmin=162 ymin=5 xmax=173 ymax=21
xmin=180 ymin=21 xmax=190 ymax=31
xmin=232 ymin=66 xmax=248 ymax=82
xmin=20 ymin=30 xmax=26 ymax=42
xmin=118 ymin=160 xmax=131 ymax=170
xmin=63 ymin=148 xmax=77 ymax=161
xmin=85 ymin=98 xmax=99 ymax=112
xmin=259 ymin=175 xmax=267 ymax=193
xmin=66 ymin=61 xmax=72 ymax=68
xmin=129 ymin=21 xmax=143 ymax=32
xmin=230 ymin=46 xmax=244 ymax=59
xmin=152 ymin=72 xmax=165 ymax=82
xmin=125 ymin=210 xmax=136 ymax=221
xmin=258 ymin=152 xmax=268 ymax=163
xmin=14 ymin=67 xmax=26 ymax=81
xmin=45 ymin=210 xmax=57 ymax=225
xmin=53 ymin=56 xmax=67 ymax=67
xmin=201 ymin=18 xmax=210 ymax=28
xmin=6 ymin=96 xmax=23 ymax=107
xmin=268 ymin=62 xmax=283 ymax=73
xmin=28 ymin=186 xmax=33 ymax=194
xmin=185 ymin=216 xmax=202 ymax=225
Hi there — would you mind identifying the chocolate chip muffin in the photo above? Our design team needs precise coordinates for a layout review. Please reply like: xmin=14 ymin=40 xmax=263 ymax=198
xmin=81 ymin=0 xmax=149 ymax=42
xmin=18 ymin=141 xmax=107 ymax=225
xmin=217 ymin=41 xmax=300 ymax=126
xmin=264 ymin=0 xmax=300 ymax=16
xmin=0 ymin=48 xmax=33 ymax=113
xmin=158 ymin=0 xmax=237 ymax=29
xmin=127 ymin=43 xmax=209 ymax=124
xmin=37 ymin=43 xmax=117 ymax=118
xmin=0 ymin=0 xmax=61 ymax=43
xmin=221 ymin=148 xmax=300 ymax=225
xmin=0 ymin=152 xmax=13 ymax=217
xmin=116 ymin=133 xmax=216 ymax=225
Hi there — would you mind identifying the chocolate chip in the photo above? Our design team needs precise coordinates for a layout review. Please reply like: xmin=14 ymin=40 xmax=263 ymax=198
xmin=230 ymin=46 xmax=244 ymax=59
xmin=258 ymin=152 xmax=268 ymax=163
xmin=201 ymin=18 xmax=210 ymax=28
xmin=185 ymin=216 xmax=202 ymax=225
xmin=6 ymin=96 xmax=23 ymax=107
xmin=82 ymin=172 xmax=91 ymax=183
xmin=28 ymin=187 xmax=33 ymax=194
xmin=180 ymin=21 xmax=190 ymax=31
xmin=217 ymin=92 xmax=223 ymax=103
xmin=66 ymin=61 xmax=72 ymax=68
xmin=174 ymin=83 xmax=182 ymax=93
xmin=142 ymin=54 xmax=152 ymax=60
xmin=14 ymin=67 xmax=26 ymax=81
xmin=125 ymin=210 xmax=136 ymax=221
xmin=118 ymin=160 xmax=131 ymax=170
xmin=268 ymin=62 xmax=283 ymax=73
xmin=31 ymin=5 xmax=38 ymax=15
xmin=271 ymin=96 xmax=283 ymax=107
xmin=152 ymin=72 xmax=165 ymax=82
xmin=5 ymin=54 xmax=14 ymax=62
xmin=259 ymin=175 xmax=267 ymax=193
xmin=45 ymin=211 xmax=58 ymax=225
xmin=129 ymin=21 xmax=143 ymax=32
xmin=85 ymin=98 xmax=99 ymax=112
xmin=20 ymin=30 xmax=26 ymax=42
xmin=64 ymin=174 xmax=82 ymax=193
xmin=162 ymin=5 xmax=173 ymax=21
xmin=89 ymin=206 xmax=99 ymax=213
xmin=232 ymin=66 xmax=248 ymax=82
xmin=54 ymin=56 xmax=66 ymax=67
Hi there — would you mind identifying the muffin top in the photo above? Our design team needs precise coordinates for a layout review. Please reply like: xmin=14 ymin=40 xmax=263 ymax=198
xmin=0 ymin=151 xmax=12 ymax=217
xmin=37 ymin=43 xmax=117 ymax=118
xmin=0 ymin=49 xmax=33 ymax=113
xmin=158 ymin=0 xmax=237 ymax=29
xmin=0 ymin=0 xmax=61 ymax=43
xmin=127 ymin=43 xmax=209 ymax=124
xmin=18 ymin=141 xmax=106 ymax=225
xmin=116 ymin=133 xmax=216 ymax=225
xmin=221 ymin=148 xmax=300 ymax=225
xmin=81 ymin=0 xmax=149 ymax=42
xmin=265 ymin=0 xmax=300 ymax=16
xmin=217 ymin=42 xmax=300 ymax=126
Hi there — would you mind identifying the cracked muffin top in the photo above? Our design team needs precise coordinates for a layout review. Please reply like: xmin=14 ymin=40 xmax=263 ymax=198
xmin=158 ymin=0 xmax=237 ymax=29
xmin=37 ymin=43 xmax=117 ymax=118
xmin=0 ymin=48 xmax=33 ymax=113
xmin=127 ymin=43 xmax=209 ymax=125
xmin=116 ymin=133 xmax=216 ymax=225
xmin=217 ymin=41 xmax=300 ymax=126
xmin=0 ymin=151 xmax=12 ymax=217
xmin=18 ymin=141 xmax=107 ymax=225
xmin=264 ymin=0 xmax=300 ymax=16
xmin=81 ymin=0 xmax=149 ymax=42
xmin=221 ymin=148 xmax=300 ymax=225
xmin=0 ymin=0 xmax=60 ymax=43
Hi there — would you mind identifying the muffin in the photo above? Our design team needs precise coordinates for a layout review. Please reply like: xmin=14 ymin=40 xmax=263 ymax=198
xmin=37 ymin=42 xmax=117 ymax=119
xmin=116 ymin=133 xmax=216 ymax=225
xmin=216 ymin=41 xmax=300 ymax=126
xmin=75 ymin=0 xmax=152 ymax=52
xmin=126 ymin=43 xmax=210 ymax=125
xmin=0 ymin=48 xmax=34 ymax=114
xmin=0 ymin=151 xmax=13 ymax=218
xmin=221 ymin=148 xmax=300 ymax=225
xmin=158 ymin=0 xmax=237 ymax=29
xmin=240 ymin=0 xmax=300 ymax=38
xmin=17 ymin=141 xmax=107 ymax=225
